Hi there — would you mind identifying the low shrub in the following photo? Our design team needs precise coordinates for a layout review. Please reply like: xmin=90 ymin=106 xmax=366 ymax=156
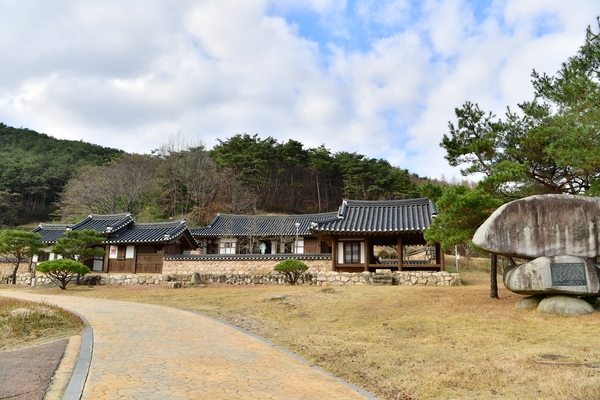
xmin=273 ymin=259 xmax=309 ymax=285
xmin=36 ymin=259 xmax=90 ymax=290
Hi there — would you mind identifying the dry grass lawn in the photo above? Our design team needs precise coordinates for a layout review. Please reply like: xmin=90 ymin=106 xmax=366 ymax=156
xmin=9 ymin=268 xmax=600 ymax=399
xmin=0 ymin=297 xmax=83 ymax=351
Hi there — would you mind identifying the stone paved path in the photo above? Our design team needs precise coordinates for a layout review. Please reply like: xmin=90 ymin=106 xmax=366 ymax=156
xmin=1 ymin=292 xmax=371 ymax=400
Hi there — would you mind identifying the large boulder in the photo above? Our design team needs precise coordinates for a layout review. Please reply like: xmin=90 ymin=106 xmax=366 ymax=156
xmin=504 ymin=255 xmax=600 ymax=296
xmin=515 ymin=295 xmax=545 ymax=309
xmin=537 ymin=295 xmax=595 ymax=315
xmin=473 ymin=194 xmax=600 ymax=259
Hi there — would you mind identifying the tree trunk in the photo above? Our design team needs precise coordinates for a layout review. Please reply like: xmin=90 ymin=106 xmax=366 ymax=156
xmin=490 ymin=253 xmax=499 ymax=299
xmin=315 ymin=173 xmax=321 ymax=213
xmin=11 ymin=260 xmax=20 ymax=285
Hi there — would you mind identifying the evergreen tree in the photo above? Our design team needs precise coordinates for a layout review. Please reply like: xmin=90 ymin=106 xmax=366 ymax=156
xmin=442 ymin=20 xmax=600 ymax=198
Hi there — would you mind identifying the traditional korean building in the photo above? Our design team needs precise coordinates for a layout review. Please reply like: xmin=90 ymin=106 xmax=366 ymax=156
xmin=309 ymin=198 xmax=444 ymax=272
xmin=32 ymin=213 xmax=197 ymax=274
xmin=190 ymin=198 xmax=443 ymax=273
xmin=191 ymin=213 xmax=337 ymax=255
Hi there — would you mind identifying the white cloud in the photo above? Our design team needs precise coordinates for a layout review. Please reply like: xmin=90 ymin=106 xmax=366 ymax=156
xmin=0 ymin=0 xmax=597 ymax=183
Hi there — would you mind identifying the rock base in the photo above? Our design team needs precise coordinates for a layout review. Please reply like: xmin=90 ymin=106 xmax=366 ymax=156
xmin=538 ymin=295 xmax=595 ymax=314
xmin=517 ymin=294 xmax=597 ymax=314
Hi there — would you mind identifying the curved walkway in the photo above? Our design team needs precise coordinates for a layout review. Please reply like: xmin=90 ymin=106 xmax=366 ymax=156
xmin=1 ymin=292 xmax=374 ymax=400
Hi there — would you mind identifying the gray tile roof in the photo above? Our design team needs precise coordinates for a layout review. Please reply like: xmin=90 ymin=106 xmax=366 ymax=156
xmin=32 ymin=223 xmax=72 ymax=244
xmin=310 ymin=198 xmax=437 ymax=234
xmin=32 ymin=215 xmax=197 ymax=248
xmin=191 ymin=212 xmax=338 ymax=237
xmin=70 ymin=213 xmax=134 ymax=234
xmin=103 ymin=220 xmax=196 ymax=245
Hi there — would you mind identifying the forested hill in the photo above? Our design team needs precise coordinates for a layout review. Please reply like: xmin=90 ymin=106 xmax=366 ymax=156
xmin=0 ymin=123 xmax=427 ymax=227
xmin=0 ymin=123 xmax=123 ymax=225
xmin=60 ymin=133 xmax=425 ymax=227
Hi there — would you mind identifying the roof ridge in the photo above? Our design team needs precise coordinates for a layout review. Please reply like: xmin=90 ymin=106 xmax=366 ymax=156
xmin=130 ymin=220 xmax=185 ymax=228
xmin=216 ymin=212 xmax=337 ymax=219
xmin=343 ymin=198 xmax=430 ymax=205
xmin=37 ymin=223 xmax=71 ymax=229
xmin=88 ymin=213 xmax=132 ymax=219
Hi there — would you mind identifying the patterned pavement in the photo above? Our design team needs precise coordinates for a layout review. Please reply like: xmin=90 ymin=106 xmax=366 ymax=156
xmin=0 ymin=291 xmax=374 ymax=400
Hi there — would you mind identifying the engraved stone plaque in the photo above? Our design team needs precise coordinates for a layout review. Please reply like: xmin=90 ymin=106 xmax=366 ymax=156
xmin=550 ymin=263 xmax=587 ymax=286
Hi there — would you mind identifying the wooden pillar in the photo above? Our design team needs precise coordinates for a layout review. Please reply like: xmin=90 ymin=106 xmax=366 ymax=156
xmin=364 ymin=236 xmax=370 ymax=272
xmin=397 ymin=236 xmax=403 ymax=271
xmin=133 ymin=245 xmax=139 ymax=274
xmin=103 ymin=245 xmax=110 ymax=273
xmin=331 ymin=237 xmax=338 ymax=271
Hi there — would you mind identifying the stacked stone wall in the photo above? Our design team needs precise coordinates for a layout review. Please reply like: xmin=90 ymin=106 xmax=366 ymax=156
xmin=186 ymin=271 xmax=461 ymax=287
xmin=162 ymin=258 xmax=332 ymax=276
xmin=3 ymin=272 xmax=164 ymax=286
xmin=0 ymin=261 xmax=30 ymax=274
xmin=0 ymin=261 xmax=31 ymax=283
xmin=4 ymin=259 xmax=460 ymax=287
xmin=2 ymin=273 xmax=54 ymax=286
xmin=7 ymin=270 xmax=460 ymax=287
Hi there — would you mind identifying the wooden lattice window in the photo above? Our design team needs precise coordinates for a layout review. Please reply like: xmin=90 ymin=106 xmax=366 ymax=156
xmin=344 ymin=242 xmax=361 ymax=264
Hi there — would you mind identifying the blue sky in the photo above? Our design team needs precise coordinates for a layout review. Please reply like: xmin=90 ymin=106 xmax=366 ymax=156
xmin=0 ymin=0 xmax=596 ymax=180
xmin=272 ymin=0 xmax=495 ymax=53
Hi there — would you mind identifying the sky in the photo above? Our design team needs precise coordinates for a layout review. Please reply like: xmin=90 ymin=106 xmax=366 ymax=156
xmin=0 ymin=0 xmax=597 ymax=180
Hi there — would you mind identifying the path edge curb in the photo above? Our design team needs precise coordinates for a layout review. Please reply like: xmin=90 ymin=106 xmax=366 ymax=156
xmin=62 ymin=311 xmax=93 ymax=400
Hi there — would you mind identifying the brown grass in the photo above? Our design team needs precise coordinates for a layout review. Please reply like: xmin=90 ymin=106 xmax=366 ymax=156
xmin=9 ymin=269 xmax=600 ymax=400
xmin=0 ymin=296 xmax=83 ymax=351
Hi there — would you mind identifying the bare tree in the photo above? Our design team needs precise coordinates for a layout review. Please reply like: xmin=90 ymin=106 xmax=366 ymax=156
xmin=59 ymin=154 xmax=158 ymax=222
xmin=156 ymin=132 xmax=257 ymax=226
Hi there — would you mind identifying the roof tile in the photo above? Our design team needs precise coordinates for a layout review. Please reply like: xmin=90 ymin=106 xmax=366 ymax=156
xmin=191 ymin=212 xmax=337 ymax=237
xmin=311 ymin=198 xmax=437 ymax=234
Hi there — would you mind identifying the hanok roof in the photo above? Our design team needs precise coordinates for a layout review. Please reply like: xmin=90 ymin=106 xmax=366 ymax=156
xmin=310 ymin=198 xmax=437 ymax=234
xmin=103 ymin=220 xmax=197 ymax=246
xmin=32 ymin=223 xmax=72 ymax=245
xmin=32 ymin=215 xmax=197 ymax=249
xmin=70 ymin=213 xmax=134 ymax=234
xmin=191 ymin=212 xmax=338 ymax=237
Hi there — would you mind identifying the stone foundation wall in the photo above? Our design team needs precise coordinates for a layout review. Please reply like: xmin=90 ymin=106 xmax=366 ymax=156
xmin=4 ymin=257 xmax=461 ymax=287
xmin=162 ymin=258 xmax=332 ymax=276
xmin=0 ymin=261 xmax=32 ymax=284
xmin=183 ymin=271 xmax=461 ymax=287
xmin=3 ymin=272 xmax=164 ymax=286
xmin=7 ymin=270 xmax=461 ymax=287
xmin=160 ymin=257 xmax=460 ymax=286
xmin=0 ymin=261 xmax=30 ymax=275
xmin=1 ymin=272 xmax=53 ymax=285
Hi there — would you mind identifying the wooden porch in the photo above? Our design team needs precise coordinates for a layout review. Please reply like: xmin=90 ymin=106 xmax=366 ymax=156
xmin=331 ymin=234 xmax=445 ymax=273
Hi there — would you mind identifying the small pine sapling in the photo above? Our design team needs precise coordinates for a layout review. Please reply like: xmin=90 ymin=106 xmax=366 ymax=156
xmin=36 ymin=259 xmax=90 ymax=290
xmin=274 ymin=259 xmax=309 ymax=285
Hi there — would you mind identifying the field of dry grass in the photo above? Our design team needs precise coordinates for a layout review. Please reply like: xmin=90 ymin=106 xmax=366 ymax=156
xmin=6 ymin=266 xmax=600 ymax=399
xmin=0 ymin=297 xmax=83 ymax=351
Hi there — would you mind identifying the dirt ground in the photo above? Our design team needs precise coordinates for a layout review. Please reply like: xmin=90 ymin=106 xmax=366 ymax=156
xmin=0 ymin=339 xmax=67 ymax=400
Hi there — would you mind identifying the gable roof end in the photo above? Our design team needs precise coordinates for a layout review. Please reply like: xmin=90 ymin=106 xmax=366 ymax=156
xmin=310 ymin=198 xmax=437 ymax=234
xmin=32 ymin=223 xmax=72 ymax=244
xmin=103 ymin=220 xmax=197 ymax=247
xmin=70 ymin=213 xmax=134 ymax=234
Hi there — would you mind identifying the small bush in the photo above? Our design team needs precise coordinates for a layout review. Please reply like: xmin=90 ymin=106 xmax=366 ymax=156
xmin=377 ymin=249 xmax=398 ymax=259
xmin=274 ymin=259 xmax=309 ymax=285
xmin=36 ymin=259 xmax=90 ymax=290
